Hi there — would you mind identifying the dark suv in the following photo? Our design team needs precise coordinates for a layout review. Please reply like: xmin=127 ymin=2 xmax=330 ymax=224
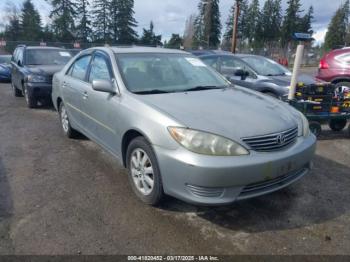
xmin=316 ymin=48 xmax=350 ymax=88
xmin=11 ymin=45 xmax=72 ymax=108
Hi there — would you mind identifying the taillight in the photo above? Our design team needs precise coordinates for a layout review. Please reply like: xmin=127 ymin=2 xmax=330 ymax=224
xmin=319 ymin=58 xmax=329 ymax=69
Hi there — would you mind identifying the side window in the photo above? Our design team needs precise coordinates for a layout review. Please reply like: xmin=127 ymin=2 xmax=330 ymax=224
xmin=17 ymin=48 xmax=24 ymax=65
xmin=220 ymin=57 xmax=255 ymax=78
xmin=69 ymin=55 xmax=91 ymax=81
xmin=12 ymin=48 xmax=18 ymax=62
xmin=201 ymin=57 xmax=219 ymax=71
xmin=88 ymin=55 xmax=112 ymax=83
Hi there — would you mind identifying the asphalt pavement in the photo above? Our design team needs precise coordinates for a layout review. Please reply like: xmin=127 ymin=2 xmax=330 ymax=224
xmin=0 ymin=81 xmax=349 ymax=255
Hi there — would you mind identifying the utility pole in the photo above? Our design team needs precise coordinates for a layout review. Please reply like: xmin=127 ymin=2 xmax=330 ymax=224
xmin=231 ymin=0 xmax=240 ymax=53
xmin=204 ymin=0 xmax=212 ymax=49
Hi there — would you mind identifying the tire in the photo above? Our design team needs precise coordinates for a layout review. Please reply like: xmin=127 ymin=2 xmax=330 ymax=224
xmin=335 ymin=81 xmax=350 ymax=89
xmin=23 ymin=85 xmax=37 ymax=108
xmin=126 ymin=137 xmax=164 ymax=206
xmin=309 ymin=121 xmax=322 ymax=137
xmin=11 ymin=80 xmax=23 ymax=97
xmin=59 ymin=102 xmax=79 ymax=138
xmin=329 ymin=119 xmax=347 ymax=132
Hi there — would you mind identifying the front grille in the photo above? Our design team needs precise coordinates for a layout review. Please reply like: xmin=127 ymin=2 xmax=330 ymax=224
xmin=186 ymin=184 xmax=224 ymax=198
xmin=238 ymin=167 xmax=308 ymax=200
xmin=242 ymin=127 xmax=298 ymax=152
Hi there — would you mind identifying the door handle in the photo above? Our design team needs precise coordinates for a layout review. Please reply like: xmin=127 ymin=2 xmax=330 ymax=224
xmin=62 ymin=81 xmax=68 ymax=88
xmin=83 ymin=91 xmax=89 ymax=99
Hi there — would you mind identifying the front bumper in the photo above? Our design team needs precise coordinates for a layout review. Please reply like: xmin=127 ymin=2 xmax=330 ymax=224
xmin=25 ymin=82 xmax=52 ymax=98
xmin=154 ymin=134 xmax=316 ymax=205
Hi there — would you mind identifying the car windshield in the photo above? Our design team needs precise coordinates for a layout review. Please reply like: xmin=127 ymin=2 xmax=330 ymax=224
xmin=0 ymin=55 xmax=11 ymax=64
xmin=116 ymin=53 xmax=230 ymax=94
xmin=241 ymin=56 xmax=291 ymax=76
xmin=25 ymin=49 xmax=72 ymax=65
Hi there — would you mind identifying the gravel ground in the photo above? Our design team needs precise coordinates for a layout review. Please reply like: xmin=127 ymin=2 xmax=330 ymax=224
xmin=0 ymin=82 xmax=349 ymax=255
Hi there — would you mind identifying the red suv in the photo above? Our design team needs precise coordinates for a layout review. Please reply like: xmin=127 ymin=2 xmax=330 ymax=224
xmin=316 ymin=48 xmax=350 ymax=88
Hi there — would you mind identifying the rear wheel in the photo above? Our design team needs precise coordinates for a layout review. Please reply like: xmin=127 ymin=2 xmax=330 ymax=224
xmin=329 ymin=119 xmax=347 ymax=132
xmin=309 ymin=121 xmax=322 ymax=137
xmin=11 ymin=81 xmax=22 ymax=97
xmin=264 ymin=92 xmax=278 ymax=98
xmin=23 ymin=85 xmax=37 ymax=108
xmin=59 ymin=102 xmax=78 ymax=138
xmin=126 ymin=137 xmax=164 ymax=206
xmin=335 ymin=81 xmax=350 ymax=89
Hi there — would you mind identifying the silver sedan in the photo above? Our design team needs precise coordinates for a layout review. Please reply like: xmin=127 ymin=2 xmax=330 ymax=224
xmin=52 ymin=47 xmax=316 ymax=206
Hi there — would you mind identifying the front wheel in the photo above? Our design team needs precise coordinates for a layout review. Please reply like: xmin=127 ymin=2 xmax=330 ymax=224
xmin=126 ymin=137 xmax=164 ymax=205
xmin=309 ymin=121 xmax=322 ymax=137
xmin=59 ymin=102 xmax=79 ymax=138
xmin=23 ymin=85 xmax=37 ymax=108
xmin=11 ymin=81 xmax=22 ymax=97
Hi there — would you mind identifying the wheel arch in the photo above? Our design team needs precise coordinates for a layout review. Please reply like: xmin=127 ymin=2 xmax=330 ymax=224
xmin=121 ymin=129 xmax=153 ymax=167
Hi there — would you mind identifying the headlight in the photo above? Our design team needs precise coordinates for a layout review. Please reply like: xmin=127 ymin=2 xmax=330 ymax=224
xmin=27 ymin=74 xmax=47 ymax=83
xmin=168 ymin=127 xmax=249 ymax=156
xmin=298 ymin=111 xmax=310 ymax=137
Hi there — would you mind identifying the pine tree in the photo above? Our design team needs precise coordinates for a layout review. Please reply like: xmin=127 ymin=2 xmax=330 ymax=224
xmin=165 ymin=34 xmax=183 ymax=49
xmin=20 ymin=0 xmax=42 ymax=41
xmin=76 ymin=0 xmax=91 ymax=42
xmin=3 ymin=3 xmax=21 ymax=41
xmin=110 ymin=0 xmax=138 ymax=44
xmin=258 ymin=0 xmax=282 ymax=46
xmin=140 ymin=21 xmax=162 ymax=47
xmin=92 ymin=0 xmax=111 ymax=43
xmin=183 ymin=14 xmax=196 ymax=49
xmin=193 ymin=0 xmax=221 ymax=49
xmin=299 ymin=6 xmax=314 ymax=35
xmin=324 ymin=0 xmax=350 ymax=49
xmin=246 ymin=0 xmax=260 ymax=46
xmin=281 ymin=0 xmax=303 ymax=47
xmin=49 ymin=0 xmax=77 ymax=42
xmin=223 ymin=0 xmax=248 ymax=46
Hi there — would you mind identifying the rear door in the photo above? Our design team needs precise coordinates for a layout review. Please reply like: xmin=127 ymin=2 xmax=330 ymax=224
xmin=61 ymin=54 xmax=92 ymax=129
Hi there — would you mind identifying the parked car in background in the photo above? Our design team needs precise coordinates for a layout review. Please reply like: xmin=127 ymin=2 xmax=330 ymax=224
xmin=11 ymin=45 xmax=72 ymax=108
xmin=0 ymin=55 xmax=12 ymax=82
xmin=67 ymin=49 xmax=81 ymax=56
xmin=199 ymin=53 xmax=315 ymax=98
xmin=52 ymin=46 xmax=316 ymax=206
xmin=317 ymin=48 xmax=350 ymax=88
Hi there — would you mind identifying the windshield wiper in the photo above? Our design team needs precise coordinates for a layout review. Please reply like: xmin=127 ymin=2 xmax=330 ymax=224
xmin=182 ymin=85 xmax=226 ymax=92
xmin=134 ymin=89 xmax=170 ymax=95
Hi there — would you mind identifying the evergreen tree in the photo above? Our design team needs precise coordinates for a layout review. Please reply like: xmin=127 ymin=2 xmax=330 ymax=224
xmin=246 ymin=0 xmax=260 ymax=45
xmin=3 ymin=2 xmax=21 ymax=41
xmin=92 ymin=0 xmax=111 ymax=43
xmin=20 ymin=0 xmax=42 ymax=41
xmin=165 ymin=34 xmax=183 ymax=49
xmin=223 ymin=0 xmax=248 ymax=46
xmin=299 ymin=6 xmax=314 ymax=35
xmin=76 ymin=0 xmax=92 ymax=42
xmin=110 ymin=0 xmax=138 ymax=44
xmin=140 ymin=21 xmax=162 ymax=47
xmin=258 ymin=0 xmax=282 ymax=46
xmin=193 ymin=0 xmax=221 ymax=48
xmin=183 ymin=14 xmax=196 ymax=49
xmin=49 ymin=0 xmax=77 ymax=42
xmin=325 ymin=0 xmax=350 ymax=49
xmin=281 ymin=0 xmax=303 ymax=47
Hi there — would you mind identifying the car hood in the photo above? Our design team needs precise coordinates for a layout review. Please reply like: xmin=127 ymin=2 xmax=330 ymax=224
xmin=137 ymin=87 xmax=299 ymax=140
xmin=27 ymin=65 xmax=65 ymax=76
xmin=261 ymin=73 xmax=315 ymax=87
xmin=0 ymin=64 xmax=11 ymax=73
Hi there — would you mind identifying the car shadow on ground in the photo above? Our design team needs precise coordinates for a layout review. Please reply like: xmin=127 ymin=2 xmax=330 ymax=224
xmin=0 ymin=157 xmax=14 ymax=252
xmin=158 ymin=154 xmax=350 ymax=233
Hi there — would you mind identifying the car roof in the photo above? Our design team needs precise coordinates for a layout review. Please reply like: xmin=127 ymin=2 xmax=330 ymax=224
xmin=107 ymin=46 xmax=189 ymax=54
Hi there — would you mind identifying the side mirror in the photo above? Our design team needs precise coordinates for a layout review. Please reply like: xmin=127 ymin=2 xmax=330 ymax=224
xmin=92 ymin=79 xmax=116 ymax=94
xmin=234 ymin=69 xmax=249 ymax=80
xmin=17 ymin=60 xmax=22 ymax=67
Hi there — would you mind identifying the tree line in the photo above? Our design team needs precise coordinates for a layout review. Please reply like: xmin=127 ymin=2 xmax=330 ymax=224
xmin=0 ymin=0 xmax=349 ymax=51
xmin=0 ymin=0 xmax=162 ymax=46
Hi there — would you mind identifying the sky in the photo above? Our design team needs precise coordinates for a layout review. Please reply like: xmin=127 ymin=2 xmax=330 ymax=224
xmin=0 ymin=0 xmax=344 ymax=45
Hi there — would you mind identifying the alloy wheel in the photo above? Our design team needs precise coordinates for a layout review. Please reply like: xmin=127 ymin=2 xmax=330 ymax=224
xmin=130 ymin=148 xmax=154 ymax=196
xmin=60 ymin=105 xmax=69 ymax=133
